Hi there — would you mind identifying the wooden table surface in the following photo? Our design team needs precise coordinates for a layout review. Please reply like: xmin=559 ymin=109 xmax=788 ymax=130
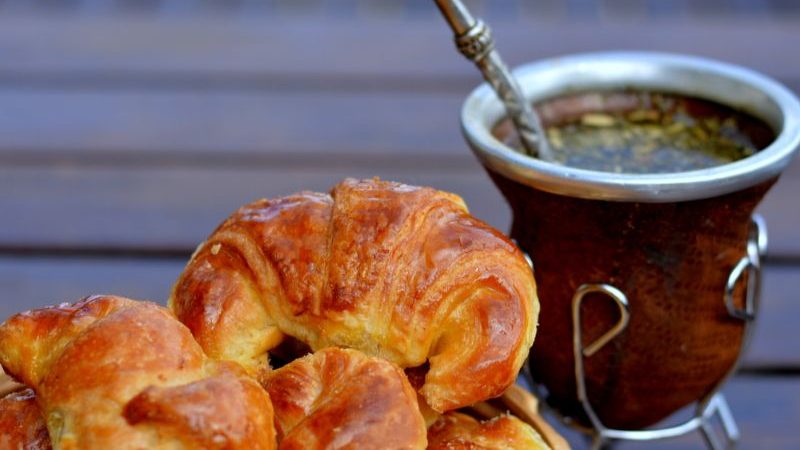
xmin=0 ymin=2 xmax=798 ymax=448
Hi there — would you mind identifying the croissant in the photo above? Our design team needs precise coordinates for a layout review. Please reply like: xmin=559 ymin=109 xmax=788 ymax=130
xmin=0 ymin=295 xmax=277 ymax=450
xmin=170 ymin=178 xmax=538 ymax=412
xmin=0 ymin=389 xmax=51 ymax=450
xmin=262 ymin=347 xmax=426 ymax=449
xmin=427 ymin=412 xmax=550 ymax=450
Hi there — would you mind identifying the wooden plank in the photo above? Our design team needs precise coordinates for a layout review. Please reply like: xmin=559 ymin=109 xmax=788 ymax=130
xmin=2 ymin=162 xmax=799 ymax=256
xmin=745 ymin=264 xmax=800 ymax=367
xmin=1 ymin=0 xmax=797 ymax=19
xmin=0 ymin=257 xmax=797 ymax=368
xmin=0 ymin=165 xmax=510 ymax=251
xmin=0 ymin=16 xmax=798 ymax=89
xmin=0 ymin=89 xmax=468 ymax=162
xmin=757 ymin=156 xmax=800 ymax=258
xmin=0 ymin=257 xmax=182 ymax=320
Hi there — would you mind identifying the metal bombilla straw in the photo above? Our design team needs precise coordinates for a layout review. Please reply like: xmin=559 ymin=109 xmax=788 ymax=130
xmin=434 ymin=0 xmax=554 ymax=161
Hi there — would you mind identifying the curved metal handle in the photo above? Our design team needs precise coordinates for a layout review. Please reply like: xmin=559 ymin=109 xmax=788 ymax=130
xmin=724 ymin=215 xmax=767 ymax=321
xmin=571 ymin=283 xmax=630 ymax=433
xmin=573 ymin=284 xmax=630 ymax=358
xmin=724 ymin=257 xmax=757 ymax=321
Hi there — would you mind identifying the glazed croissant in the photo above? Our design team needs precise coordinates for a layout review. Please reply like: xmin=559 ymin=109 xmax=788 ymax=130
xmin=427 ymin=412 xmax=550 ymax=450
xmin=170 ymin=178 xmax=538 ymax=412
xmin=0 ymin=389 xmax=51 ymax=450
xmin=0 ymin=295 xmax=277 ymax=450
xmin=263 ymin=347 xmax=427 ymax=449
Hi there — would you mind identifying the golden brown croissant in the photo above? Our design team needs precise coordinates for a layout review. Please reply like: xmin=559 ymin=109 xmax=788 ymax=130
xmin=170 ymin=178 xmax=538 ymax=412
xmin=262 ymin=347 xmax=427 ymax=450
xmin=427 ymin=412 xmax=550 ymax=450
xmin=0 ymin=389 xmax=51 ymax=450
xmin=0 ymin=295 xmax=277 ymax=450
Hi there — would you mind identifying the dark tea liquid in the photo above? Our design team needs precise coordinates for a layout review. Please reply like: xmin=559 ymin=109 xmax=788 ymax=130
xmin=493 ymin=91 xmax=775 ymax=174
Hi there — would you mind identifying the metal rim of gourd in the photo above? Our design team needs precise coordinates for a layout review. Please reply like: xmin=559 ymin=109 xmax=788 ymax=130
xmin=461 ymin=51 xmax=800 ymax=202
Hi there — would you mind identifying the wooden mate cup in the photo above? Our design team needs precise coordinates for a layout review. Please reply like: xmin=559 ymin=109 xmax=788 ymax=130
xmin=461 ymin=52 xmax=800 ymax=431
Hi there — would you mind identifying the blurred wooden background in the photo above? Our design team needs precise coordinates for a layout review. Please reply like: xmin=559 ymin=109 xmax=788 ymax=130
xmin=0 ymin=1 xmax=798 ymax=448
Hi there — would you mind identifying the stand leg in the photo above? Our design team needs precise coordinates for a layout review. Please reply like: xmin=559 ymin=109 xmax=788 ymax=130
xmin=700 ymin=422 xmax=725 ymax=450
xmin=716 ymin=394 xmax=740 ymax=444
xmin=698 ymin=394 xmax=739 ymax=450
xmin=589 ymin=435 xmax=609 ymax=450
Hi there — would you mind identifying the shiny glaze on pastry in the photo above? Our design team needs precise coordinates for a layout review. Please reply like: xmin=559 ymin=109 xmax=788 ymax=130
xmin=170 ymin=178 xmax=538 ymax=412
xmin=0 ymin=389 xmax=51 ymax=450
xmin=263 ymin=347 xmax=426 ymax=449
xmin=427 ymin=412 xmax=549 ymax=450
xmin=0 ymin=296 xmax=276 ymax=450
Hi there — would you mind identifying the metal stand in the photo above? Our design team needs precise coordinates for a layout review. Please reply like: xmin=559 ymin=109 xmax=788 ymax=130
xmin=565 ymin=215 xmax=767 ymax=449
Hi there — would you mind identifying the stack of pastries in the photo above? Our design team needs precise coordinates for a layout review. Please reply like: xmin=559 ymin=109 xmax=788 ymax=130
xmin=0 ymin=178 xmax=553 ymax=449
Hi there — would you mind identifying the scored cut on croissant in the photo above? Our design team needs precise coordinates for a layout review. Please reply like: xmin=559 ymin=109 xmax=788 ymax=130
xmin=427 ymin=412 xmax=550 ymax=450
xmin=263 ymin=347 xmax=427 ymax=449
xmin=0 ymin=389 xmax=51 ymax=450
xmin=0 ymin=295 xmax=277 ymax=450
xmin=170 ymin=178 xmax=538 ymax=412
